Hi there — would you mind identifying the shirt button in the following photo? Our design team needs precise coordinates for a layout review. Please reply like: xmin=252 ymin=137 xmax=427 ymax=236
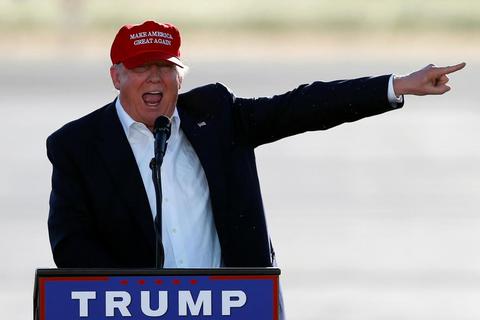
xmin=164 ymin=197 xmax=169 ymax=202
xmin=179 ymin=259 xmax=184 ymax=265
xmin=172 ymin=228 xmax=177 ymax=233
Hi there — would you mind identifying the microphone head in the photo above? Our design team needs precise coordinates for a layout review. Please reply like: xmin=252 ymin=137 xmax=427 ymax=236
xmin=154 ymin=115 xmax=171 ymax=138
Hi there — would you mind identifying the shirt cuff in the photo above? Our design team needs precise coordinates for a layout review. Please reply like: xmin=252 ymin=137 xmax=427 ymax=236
xmin=388 ymin=74 xmax=404 ymax=107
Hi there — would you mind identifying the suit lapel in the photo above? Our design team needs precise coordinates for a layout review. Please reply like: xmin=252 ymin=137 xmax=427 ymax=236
xmin=95 ymin=103 xmax=155 ymax=250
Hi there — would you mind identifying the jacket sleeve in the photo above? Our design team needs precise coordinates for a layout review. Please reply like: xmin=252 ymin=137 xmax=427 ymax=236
xmin=46 ymin=133 xmax=116 ymax=268
xmin=230 ymin=75 xmax=403 ymax=147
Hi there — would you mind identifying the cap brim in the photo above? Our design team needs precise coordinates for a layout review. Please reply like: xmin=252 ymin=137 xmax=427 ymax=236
xmin=122 ymin=51 xmax=185 ymax=69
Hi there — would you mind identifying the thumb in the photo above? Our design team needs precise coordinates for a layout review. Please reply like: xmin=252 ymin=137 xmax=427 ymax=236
xmin=429 ymin=83 xmax=451 ymax=95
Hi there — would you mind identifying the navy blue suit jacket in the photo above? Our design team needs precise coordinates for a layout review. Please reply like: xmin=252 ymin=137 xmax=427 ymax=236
xmin=47 ymin=76 xmax=401 ymax=268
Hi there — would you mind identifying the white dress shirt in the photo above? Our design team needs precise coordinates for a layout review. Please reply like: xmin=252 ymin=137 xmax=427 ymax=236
xmin=115 ymin=99 xmax=222 ymax=268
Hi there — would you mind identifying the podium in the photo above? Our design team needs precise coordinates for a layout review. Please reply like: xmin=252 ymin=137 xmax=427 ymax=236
xmin=34 ymin=268 xmax=280 ymax=319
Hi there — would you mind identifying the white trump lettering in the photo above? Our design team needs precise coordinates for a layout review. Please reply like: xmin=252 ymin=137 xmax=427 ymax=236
xmin=140 ymin=291 xmax=168 ymax=317
xmin=105 ymin=291 xmax=131 ymax=317
xmin=70 ymin=289 xmax=248 ymax=317
xmin=178 ymin=290 xmax=212 ymax=316
xmin=222 ymin=290 xmax=247 ymax=316
xmin=71 ymin=291 xmax=96 ymax=317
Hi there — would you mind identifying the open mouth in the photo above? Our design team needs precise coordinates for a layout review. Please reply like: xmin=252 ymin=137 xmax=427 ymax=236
xmin=142 ymin=91 xmax=163 ymax=106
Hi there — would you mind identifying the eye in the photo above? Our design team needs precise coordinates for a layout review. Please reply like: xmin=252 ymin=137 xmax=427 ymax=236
xmin=161 ymin=65 xmax=176 ymax=73
xmin=132 ymin=65 xmax=149 ymax=73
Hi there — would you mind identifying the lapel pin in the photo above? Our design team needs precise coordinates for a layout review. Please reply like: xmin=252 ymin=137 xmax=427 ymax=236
xmin=197 ymin=121 xmax=206 ymax=127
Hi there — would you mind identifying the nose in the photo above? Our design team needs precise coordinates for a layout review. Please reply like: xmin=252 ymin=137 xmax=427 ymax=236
xmin=147 ymin=65 xmax=163 ymax=83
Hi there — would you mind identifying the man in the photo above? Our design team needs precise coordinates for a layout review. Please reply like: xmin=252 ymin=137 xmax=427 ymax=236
xmin=47 ymin=20 xmax=465 ymax=269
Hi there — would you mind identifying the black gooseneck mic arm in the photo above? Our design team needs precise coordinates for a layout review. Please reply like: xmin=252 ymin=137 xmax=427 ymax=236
xmin=149 ymin=115 xmax=171 ymax=269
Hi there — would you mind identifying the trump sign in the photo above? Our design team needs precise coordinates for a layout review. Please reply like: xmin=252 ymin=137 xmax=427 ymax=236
xmin=34 ymin=269 xmax=280 ymax=320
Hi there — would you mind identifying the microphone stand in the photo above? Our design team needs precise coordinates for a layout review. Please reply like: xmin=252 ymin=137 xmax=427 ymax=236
xmin=150 ymin=116 xmax=171 ymax=269
xmin=150 ymin=158 xmax=165 ymax=268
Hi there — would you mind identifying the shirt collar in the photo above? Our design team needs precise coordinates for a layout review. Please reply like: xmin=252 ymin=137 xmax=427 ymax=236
xmin=170 ymin=107 xmax=180 ymax=139
xmin=115 ymin=97 xmax=180 ymax=139
xmin=115 ymin=98 xmax=136 ymax=138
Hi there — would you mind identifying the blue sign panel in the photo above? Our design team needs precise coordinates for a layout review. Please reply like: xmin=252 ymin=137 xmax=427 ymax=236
xmin=39 ymin=275 xmax=278 ymax=319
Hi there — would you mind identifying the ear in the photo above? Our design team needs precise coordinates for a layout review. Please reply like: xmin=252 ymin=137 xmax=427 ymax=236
xmin=110 ymin=65 xmax=121 ymax=90
xmin=177 ymin=73 xmax=183 ymax=90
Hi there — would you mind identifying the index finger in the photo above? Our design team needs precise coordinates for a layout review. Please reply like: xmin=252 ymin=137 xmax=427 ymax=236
xmin=434 ymin=62 xmax=466 ymax=75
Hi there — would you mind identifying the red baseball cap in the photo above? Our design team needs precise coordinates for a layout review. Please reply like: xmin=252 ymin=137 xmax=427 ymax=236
xmin=110 ymin=21 xmax=184 ymax=69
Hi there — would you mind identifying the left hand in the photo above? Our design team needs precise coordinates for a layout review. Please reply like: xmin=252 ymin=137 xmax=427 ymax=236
xmin=393 ymin=62 xmax=466 ymax=96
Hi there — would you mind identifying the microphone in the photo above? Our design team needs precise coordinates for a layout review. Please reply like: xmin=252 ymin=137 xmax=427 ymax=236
xmin=150 ymin=115 xmax=171 ymax=269
xmin=153 ymin=115 xmax=171 ymax=167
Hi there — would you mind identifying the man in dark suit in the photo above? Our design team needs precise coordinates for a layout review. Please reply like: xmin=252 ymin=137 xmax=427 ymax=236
xmin=47 ymin=20 xmax=465 ymax=270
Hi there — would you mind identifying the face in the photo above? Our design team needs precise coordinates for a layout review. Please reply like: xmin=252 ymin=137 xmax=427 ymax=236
xmin=110 ymin=61 xmax=182 ymax=130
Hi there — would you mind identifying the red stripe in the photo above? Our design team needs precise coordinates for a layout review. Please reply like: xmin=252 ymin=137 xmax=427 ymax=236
xmin=42 ymin=276 xmax=109 ymax=282
xmin=209 ymin=275 xmax=277 ymax=281
xmin=273 ymin=277 xmax=279 ymax=320
xmin=39 ymin=278 xmax=45 ymax=320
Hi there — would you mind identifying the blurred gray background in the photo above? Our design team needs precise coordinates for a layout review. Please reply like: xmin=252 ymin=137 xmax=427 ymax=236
xmin=0 ymin=0 xmax=479 ymax=319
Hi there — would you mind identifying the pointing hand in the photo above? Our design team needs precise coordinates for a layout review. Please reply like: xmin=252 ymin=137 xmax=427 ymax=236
xmin=393 ymin=62 xmax=466 ymax=96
